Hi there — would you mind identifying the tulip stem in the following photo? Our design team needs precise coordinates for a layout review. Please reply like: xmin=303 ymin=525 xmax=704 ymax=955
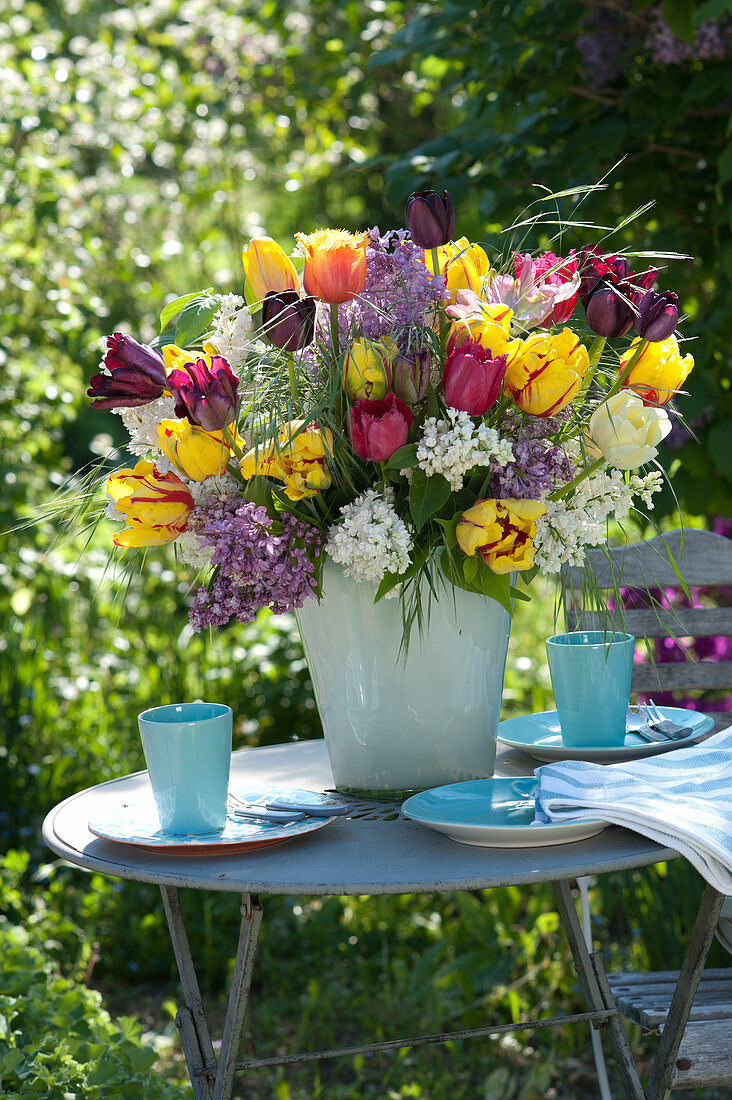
xmin=607 ymin=338 xmax=649 ymax=400
xmin=329 ymin=302 xmax=340 ymax=360
xmin=287 ymin=351 xmax=297 ymax=408
xmin=548 ymin=458 xmax=604 ymax=501
xmin=579 ymin=335 xmax=606 ymax=397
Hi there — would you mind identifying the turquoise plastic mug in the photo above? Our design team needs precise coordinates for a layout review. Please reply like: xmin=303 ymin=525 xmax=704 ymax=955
xmin=546 ymin=631 xmax=635 ymax=748
xmin=137 ymin=702 xmax=232 ymax=834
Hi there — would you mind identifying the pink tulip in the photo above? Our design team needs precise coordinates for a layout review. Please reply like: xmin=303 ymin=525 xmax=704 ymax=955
xmin=348 ymin=393 xmax=413 ymax=462
xmin=442 ymin=342 xmax=507 ymax=415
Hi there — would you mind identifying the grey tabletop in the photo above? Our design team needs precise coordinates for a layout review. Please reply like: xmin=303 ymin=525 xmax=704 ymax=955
xmin=42 ymin=739 xmax=675 ymax=896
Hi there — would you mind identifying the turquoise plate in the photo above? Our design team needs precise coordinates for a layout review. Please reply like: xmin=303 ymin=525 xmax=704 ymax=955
xmin=401 ymin=777 xmax=606 ymax=848
xmin=88 ymin=785 xmax=339 ymax=855
xmin=498 ymin=707 xmax=715 ymax=764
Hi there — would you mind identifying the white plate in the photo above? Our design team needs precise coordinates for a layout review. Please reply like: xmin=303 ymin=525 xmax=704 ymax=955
xmin=498 ymin=707 xmax=714 ymax=764
xmin=401 ymin=777 xmax=606 ymax=848
xmin=88 ymin=785 xmax=340 ymax=854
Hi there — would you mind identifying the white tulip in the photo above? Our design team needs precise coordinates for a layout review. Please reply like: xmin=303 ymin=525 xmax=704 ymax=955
xmin=588 ymin=391 xmax=672 ymax=471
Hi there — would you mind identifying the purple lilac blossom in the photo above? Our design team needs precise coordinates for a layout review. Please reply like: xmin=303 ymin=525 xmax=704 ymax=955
xmin=308 ymin=228 xmax=446 ymax=361
xmin=187 ymin=495 xmax=324 ymax=631
xmin=490 ymin=437 xmax=573 ymax=499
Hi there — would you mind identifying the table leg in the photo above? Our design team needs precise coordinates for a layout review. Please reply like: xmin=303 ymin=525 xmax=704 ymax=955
xmin=159 ymin=885 xmax=263 ymax=1100
xmin=552 ymin=879 xmax=645 ymax=1100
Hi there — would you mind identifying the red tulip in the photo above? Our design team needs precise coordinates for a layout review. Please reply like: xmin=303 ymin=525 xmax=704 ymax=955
xmin=348 ymin=393 xmax=413 ymax=462
xmin=442 ymin=343 xmax=507 ymax=415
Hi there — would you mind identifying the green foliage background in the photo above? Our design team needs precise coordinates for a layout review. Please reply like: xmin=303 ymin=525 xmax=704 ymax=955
xmin=1 ymin=0 xmax=730 ymax=1096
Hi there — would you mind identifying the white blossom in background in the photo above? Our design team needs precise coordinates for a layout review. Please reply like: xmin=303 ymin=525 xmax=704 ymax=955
xmin=209 ymin=295 xmax=255 ymax=370
xmin=411 ymin=408 xmax=515 ymax=491
xmin=327 ymin=487 xmax=413 ymax=588
xmin=533 ymin=469 xmax=664 ymax=573
xmin=112 ymin=393 xmax=178 ymax=456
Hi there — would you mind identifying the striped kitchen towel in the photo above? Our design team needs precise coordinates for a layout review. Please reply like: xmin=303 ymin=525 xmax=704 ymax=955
xmin=535 ymin=726 xmax=732 ymax=894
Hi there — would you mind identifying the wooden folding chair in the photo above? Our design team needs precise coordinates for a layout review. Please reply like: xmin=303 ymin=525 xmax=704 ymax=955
xmin=564 ymin=527 xmax=732 ymax=1095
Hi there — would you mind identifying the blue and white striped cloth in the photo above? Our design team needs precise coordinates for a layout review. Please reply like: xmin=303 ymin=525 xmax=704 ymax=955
xmin=535 ymin=726 xmax=732 ymax=894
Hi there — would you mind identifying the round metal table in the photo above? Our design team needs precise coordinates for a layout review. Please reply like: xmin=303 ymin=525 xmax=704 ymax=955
xmin=43 ymin=739 xmax=704 ymax=1100
xmin=43 ymin=739 xmax=673 ymax=895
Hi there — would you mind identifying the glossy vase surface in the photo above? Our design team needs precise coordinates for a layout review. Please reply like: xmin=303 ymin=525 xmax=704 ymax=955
xmin=296 ymin=560 xmax=511 ymax=799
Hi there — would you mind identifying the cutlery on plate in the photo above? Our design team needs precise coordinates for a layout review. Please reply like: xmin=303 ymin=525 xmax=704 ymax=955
xmin=633 ymin=721 xmax=674 ymax=743
xmin=643 ymin=700 xmax=694 ymax=739
xmin=227 ymin=792 xmax=352 ymax=820
xmin=226 ymin=799 xmax=305 ymax=824
xmin=262 ymin=798 xmax=352 ymax=817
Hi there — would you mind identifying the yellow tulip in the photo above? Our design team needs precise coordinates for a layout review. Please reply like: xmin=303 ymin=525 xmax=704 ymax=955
xmin=343 ymin=339 xmax=392 ymax=401
xmin=448 ymin=303 xmax=513 ymax=358
xmin=456 ymin=498 xmax=547 ymax=574
xmin=425 ymin=237 xmax=491 ymax=300
xmin=619 ymin=335 xmax=694 ymax=407
xmin=242 ymin=237 xmax=299 ymax=302
xmin=157 ymin=419 xmax=231 ymax=482
xmin=106 ymin=459 xmax=194 ymax=547
xmin=241 ymin=420 xmax=334 ymax=501
xmin=295 ymin=228 xmax=368 ymax=304
xmin=504 ymin=328 xmax=589 ymax=417
xmin=161 ymin=344 xmax=188 ymax=373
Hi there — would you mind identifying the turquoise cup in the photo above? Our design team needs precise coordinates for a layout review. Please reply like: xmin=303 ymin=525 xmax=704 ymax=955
xmin=546 ymin=631 xmax=635 ymax=748
xmin=137 ymin=702 xmax=232 ymax=834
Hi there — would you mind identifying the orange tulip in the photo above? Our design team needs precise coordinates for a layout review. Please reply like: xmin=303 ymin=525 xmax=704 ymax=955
xmin=295 ymin=228 xmax=368 ymax=305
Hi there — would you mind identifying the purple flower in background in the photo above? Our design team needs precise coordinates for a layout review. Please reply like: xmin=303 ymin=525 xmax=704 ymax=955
xmin=88 ymin=333 xmax=167 ymax=408
xmin=168 ymin=354 xmax=239 ymax=432
xmin=187 ymin=496 xmax=324 ymax=631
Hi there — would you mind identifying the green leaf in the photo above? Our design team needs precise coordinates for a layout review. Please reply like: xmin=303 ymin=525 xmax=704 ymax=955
xmin=385 ymin=443 xmax=418 ymax=471
xmin=662 ymin=0 xmax=695 ymax=43
xmin=463 ymin=555 xmax=479 ymax=583
xmin=435 ymin=515 xmax=459 ymax=549
xmin=408 ymin=469 xmax=452 ymax=531
xmin=149 ymin=323 xmax=178 ymax=352
xmin=174 ymin=293 xmax=221 ymax=347
xmin=244 ymin=475 xmax=278 ymax=518
xmin=160 ymin=290 xmax=208 ymax=333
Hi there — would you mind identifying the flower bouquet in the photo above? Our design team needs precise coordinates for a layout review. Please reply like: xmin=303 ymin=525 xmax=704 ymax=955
xmin=88 ymin=188 xmax=694 ymax=795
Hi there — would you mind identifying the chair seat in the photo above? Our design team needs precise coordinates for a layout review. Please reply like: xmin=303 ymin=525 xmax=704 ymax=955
xmin=608 ymin=969 xmax=732 ymax=1089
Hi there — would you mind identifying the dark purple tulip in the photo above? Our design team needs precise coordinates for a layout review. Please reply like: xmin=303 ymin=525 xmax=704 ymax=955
xmin=584 ymin=278 xmax=639 ymax=338
xmin=405 ymin=189 xmax=455 ymax=249
xmin=261 ymin=290 xmax=317 ymax=352
xmin=87 ymin=333 xmax=167 ymax=408
xmin=168 ymin=354 xmax=239 ymax=431
xmin=635 ymin=289 xmax=679 ymax=341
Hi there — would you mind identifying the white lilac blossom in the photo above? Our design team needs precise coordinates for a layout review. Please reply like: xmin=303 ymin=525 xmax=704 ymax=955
xmin=209 ymin=294 xmax=255 ymax=370
xmin=327 ymin=487 xmax=413 ymax=587
xmin=113 ymin=393 xmax=178 ymax=455
xmin=533 ymin=469 xmax=663 ymax=573
xmin=413 ymin=408 xmax=515 ymax=491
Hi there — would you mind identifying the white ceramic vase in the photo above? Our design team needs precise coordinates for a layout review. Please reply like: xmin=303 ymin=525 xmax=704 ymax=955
xmin=296 ymin=559 xmax=511 ymax=799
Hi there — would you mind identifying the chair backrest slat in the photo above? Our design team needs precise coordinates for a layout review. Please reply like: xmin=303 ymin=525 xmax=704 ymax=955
xmin=567 ymin=607 xmax=732 ymax=640
xmin=632 ymin=660 xmax=732 ymax=693
xmin=563 ymin=528 xmax=732 ymax=702
xmin=563 ymin=529 xmax=732 ymax=589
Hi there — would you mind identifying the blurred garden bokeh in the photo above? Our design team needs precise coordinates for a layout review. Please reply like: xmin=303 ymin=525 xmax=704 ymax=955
xmin=2 ymin=1 xmax=731 ymax=1096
